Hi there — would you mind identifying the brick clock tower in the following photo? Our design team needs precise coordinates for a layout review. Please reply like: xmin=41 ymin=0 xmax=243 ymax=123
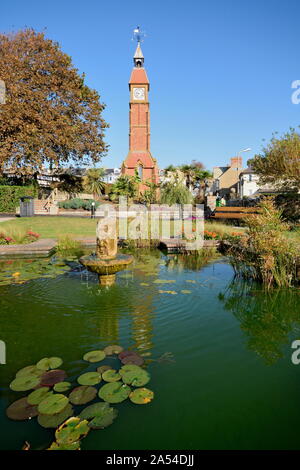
xmin=122 ymin=31 xmax=159 ymax=193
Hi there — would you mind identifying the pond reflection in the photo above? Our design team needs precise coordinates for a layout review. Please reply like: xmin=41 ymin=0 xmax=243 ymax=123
xmin=218 ymin=279 xmax=300 ymax=364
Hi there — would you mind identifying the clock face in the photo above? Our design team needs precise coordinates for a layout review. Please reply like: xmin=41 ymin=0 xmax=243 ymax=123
xmin=133 ymin=87 xmax=145 ymax=100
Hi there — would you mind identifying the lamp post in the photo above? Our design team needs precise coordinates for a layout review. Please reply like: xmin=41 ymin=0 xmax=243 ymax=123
xmin=236 ymin=148 xmax=251 ymax=200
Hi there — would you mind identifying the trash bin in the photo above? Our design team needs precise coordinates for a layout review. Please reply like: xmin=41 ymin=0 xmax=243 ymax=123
xmin=19 ymin=196 xmax=34 ymax=217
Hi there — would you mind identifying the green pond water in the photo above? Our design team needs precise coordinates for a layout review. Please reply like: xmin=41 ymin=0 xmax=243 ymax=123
xmin=0 ymin=250 xmax=300 ymax=450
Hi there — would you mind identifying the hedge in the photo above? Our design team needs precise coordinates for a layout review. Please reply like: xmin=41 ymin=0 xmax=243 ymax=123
xmin=0 ymin=185 xmax=37 ymax=213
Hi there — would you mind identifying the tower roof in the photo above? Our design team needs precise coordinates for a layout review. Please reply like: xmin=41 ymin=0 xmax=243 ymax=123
xmin=129 ymin=67 xmax=149 ymax=86
xmin=134 ymin=42 xmax=144 ymax=60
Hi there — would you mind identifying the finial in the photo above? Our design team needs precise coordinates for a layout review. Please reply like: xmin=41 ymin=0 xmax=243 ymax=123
xmin=132 ymin=26 xmax=145 ymax=67
xmin=132 ymin=26 xmax=146 ymax=43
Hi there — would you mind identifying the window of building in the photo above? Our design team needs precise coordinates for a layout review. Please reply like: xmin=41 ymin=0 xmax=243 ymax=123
xmin=138 ymin=165 xmax=143 ymax=179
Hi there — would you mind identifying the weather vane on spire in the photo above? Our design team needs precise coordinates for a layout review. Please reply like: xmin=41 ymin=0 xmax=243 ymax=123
xmin=132 ymin=26 xmax=146 ymax=43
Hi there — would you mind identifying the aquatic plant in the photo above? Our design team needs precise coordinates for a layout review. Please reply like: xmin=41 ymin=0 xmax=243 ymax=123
xmin=79 ymin=402 xmax=118 ymax=429
xmin=5 ymin=344 xmax=155 ymax=450
xmin=226 ymin=197 xmax=299 ymax=288
xmin=69 ymin=386 xmax=97 ymax=405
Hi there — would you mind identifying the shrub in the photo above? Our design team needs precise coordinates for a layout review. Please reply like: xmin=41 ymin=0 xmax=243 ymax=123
xmin=0 ymin=186 xmax=37 ymax=213
xmin=58 ymin=198 xmax=100 ymax=211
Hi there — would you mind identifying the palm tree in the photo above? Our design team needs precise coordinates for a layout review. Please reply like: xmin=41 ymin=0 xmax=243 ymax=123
xmin=110 ymin=175 xmax=138 ymax=201
xmin=83 ymin=168 xmax=105 ymax=199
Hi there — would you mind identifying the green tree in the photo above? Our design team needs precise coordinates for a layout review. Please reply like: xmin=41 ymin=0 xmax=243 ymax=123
xmin=248 ymin=128 xmax=300 ymax=192
xmin=82 ymin=168 xmax=105 ymax=198
xmin=0 ymin=29 xmax=108 ymax=175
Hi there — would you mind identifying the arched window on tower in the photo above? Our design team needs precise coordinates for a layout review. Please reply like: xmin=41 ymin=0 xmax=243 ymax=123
xmin=138 ymin=164 xmax=143 ymax=180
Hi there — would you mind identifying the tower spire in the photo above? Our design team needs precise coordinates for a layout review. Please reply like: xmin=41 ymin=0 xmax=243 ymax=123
xmin=132 ymin=26 xmax=145 ymax=67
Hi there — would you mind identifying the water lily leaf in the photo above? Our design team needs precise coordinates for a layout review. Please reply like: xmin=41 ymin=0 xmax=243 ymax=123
xmin=102 ymin=369 xmax=121 ymax=382
xmin=79 ymin=402 xmax=118 ymax=429
xmin=119 ymin=364 xmax=141 ymax=372
xmin=99 ymin=382 xmax=131 ymax=404
xmin=54 ymin=382 xmax=71 ymax=393
xmin=129 ymin=388 xmax=154 ymax=405
xmin=38 ymin=404 xmax=73 ymax=428
xmin=120 ymin=366 xmax=150 ymax=387
xmin=69 ymin=386 xmax=97 ymax=405
xmin=153 ymin=279 xmax=176 ymax=284
xmin=121 ymin=354 xmax=144 ymax=366
xmin=185 ymin=280 xmax=196 ymax=284
xmin=48 ymin=441 xmax=81 ymax=450
xmin=77 ymin=372 xmax=101 ymax=386
xmin=38 ymin=394 xmax=69 ymax=415
xmin=15 ymin=365 xmax=43 ymax=379
xmin=103 ymin=345 xmax=124 ymax=355
xmin=10 ymin=375 xmax=40 ymax=392
xmin=40 ymin=369 xmax=67 ymax=387
xmin=181 ymin=290 xmax=192 ymax=294
xmin=140 ymin=283 xmax=150 ymax=286
xmin=118 ymin=350 xmax=139 ymax=361
xmin=6 ymin=397 xmax=38 ymax=421
xmin=27 ymin=387 xmax=52 ymax=405
xmin=83 ymin=350 xmax=105 ymax=363
xmin=97 ymin=365 xmax=113 ymax=374
xmin=158 ymin=290 xmax=177 ymax=295
xmin=55 ymin=417 xmax=90 ymax=445
xmin=36 ymin=357 xmax=63 ymax=371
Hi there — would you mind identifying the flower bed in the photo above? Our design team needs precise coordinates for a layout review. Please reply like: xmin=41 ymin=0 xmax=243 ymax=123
xmin=0 ymin=230 xmax=40 ymax=245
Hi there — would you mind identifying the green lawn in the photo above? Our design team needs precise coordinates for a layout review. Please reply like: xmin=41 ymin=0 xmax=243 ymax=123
xmin=0 ymin=217 xmax=98 ymax=239
xmin=0 ymin=216 xmax=299 ymax=245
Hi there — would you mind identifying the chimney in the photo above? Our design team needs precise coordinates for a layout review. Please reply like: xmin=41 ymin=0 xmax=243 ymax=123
xmin=230 ymin=157 xmax=242 ymax=168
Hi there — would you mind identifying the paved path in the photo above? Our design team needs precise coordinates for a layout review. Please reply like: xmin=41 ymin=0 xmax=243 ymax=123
xmin=0 ymin=217 xmax=14 ymax=223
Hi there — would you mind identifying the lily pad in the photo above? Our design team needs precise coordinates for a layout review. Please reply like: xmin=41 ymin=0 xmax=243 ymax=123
xmin=83 ymin=350 xmax=105 ymax=363
xmin=38 ymin=394 xmax=69 ymax=415
xmin=181 ymin=290 xmax=192 ymax=294
xmin=15 ymin=365 xmax=44 ymax=379
xmin=97 ymin=365 xmax=113 ymax=374
xmin=103 ymin=345 xmax=124 ymax=355
xmin=10 ymin=375 xmax=40 ymax=392
xmin=53 ymin=382 xmax=71 ymax=393
xmin=121 ymin=354 xmax=144 ymax=366
xmin=102 ymin=369 xmax=121 ymax=382
xmin=120 ymin=366 xmax=150 ymax=387
xmin=55 ymin=417 xmax=90 ymax=445
xmin=79 ymin=402 xmax=118 ymax=429
xmin=27 ymin=387 xmax=52 ymax=405
xmin=40 ymin=369 xmax=67 ymax=387
xmin=153 ymin=279 xmax=176 ymax=284
xmin=158 ymin=290 xmax=177 ymax=295
xmin=99 ymin=382 xmax=131 ymax=404
xmin=118 ymin=350 xmax=136 ymax=360
xmin=38 ymin=404 xmax=73 ymax=429
xmin=129 ymin=388 xmax=154 ymax=405
xmin=69 ymin=386 xmax=97 ymax=405
xmin=6 ymin=397 xmax=38 ymax=421
xmin=77 ymin=372 xmax=101 ymax=386
xmin=48 ymin=441 xmax=81 ymax=450
xmin=119 ymin=364 xmax=141 ymax=372
xmin=36 ymin=357 xmax=63 ymax=371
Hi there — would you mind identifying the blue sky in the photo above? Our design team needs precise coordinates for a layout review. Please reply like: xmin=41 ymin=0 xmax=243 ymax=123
xmin=1 ymin=0 xmax=300 ymax=170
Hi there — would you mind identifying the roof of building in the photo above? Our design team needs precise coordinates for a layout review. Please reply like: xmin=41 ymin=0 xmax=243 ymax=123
xmin=240 ymin=167 xmax=255 ymax=175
